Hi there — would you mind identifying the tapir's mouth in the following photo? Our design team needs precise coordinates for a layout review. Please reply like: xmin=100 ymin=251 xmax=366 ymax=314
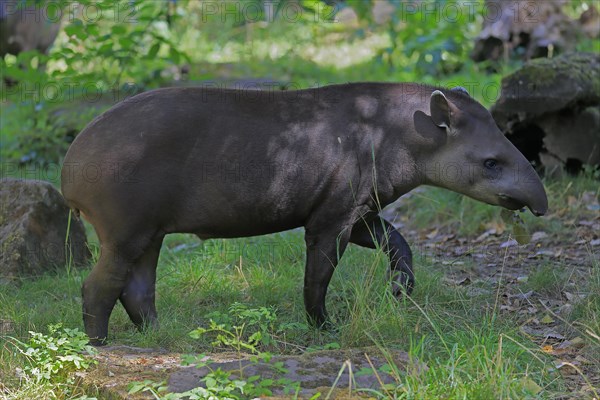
xmin=497 ymin=193 xmax=525 ymax=210
xmin=497 ymin=193 xmax=546 ymax=216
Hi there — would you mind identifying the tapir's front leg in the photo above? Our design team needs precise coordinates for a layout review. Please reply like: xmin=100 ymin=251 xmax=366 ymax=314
xmin=350 ymin=217 xmax=414 ymax=295
xmin=303 ymin=225 xmax=351 ymax=328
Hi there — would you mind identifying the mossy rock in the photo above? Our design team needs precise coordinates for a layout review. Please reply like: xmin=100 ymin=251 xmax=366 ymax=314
xmin=168 ymin=347 xmax=418 ymax=398
xmin=492 ymin=52 xmax=600 ymax=120
xmin=491 ymin=53 xmax=600 ymax=171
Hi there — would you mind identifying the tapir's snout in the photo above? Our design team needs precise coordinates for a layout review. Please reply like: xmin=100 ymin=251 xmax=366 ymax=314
xmin=530 ymin=200 xmax=548 ymax=217
xmin=527 ymin=187 xmax=548 ymax=216
xmin=497 ymin=163 xmax=548 ymax=217
xmin=520 ymin=163 xmax=548 ymax=217
xmin=498 ymin=193 xmax=547 ymax=216
xmin=531 ymin=208 xmax=546 ymax=217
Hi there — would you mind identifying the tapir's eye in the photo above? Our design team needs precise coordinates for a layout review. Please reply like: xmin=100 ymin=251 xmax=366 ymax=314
xmin=484 ymin=159 xmax=498 ymax=169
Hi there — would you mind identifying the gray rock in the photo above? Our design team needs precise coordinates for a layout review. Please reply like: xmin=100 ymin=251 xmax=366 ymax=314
xmin=0 ymin=178 xmax=89 ymax=282
xmin=491 ymin=53 xmax=600 ymax=172
xmin=168 ymin=348 xmax=418 ymax=397
xmin=492 ymin=53 xmax=600 ymax=119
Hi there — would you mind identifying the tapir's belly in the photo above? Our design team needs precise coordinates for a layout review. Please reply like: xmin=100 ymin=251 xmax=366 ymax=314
xmin=171 ymin=172 xmax=313 ymax=238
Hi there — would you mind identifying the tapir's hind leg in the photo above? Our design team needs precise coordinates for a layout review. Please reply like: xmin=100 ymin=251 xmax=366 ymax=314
xmin=119 ymin=235 xmax=164 ymax=330
xmin=82 ymin=244 xmax=133 ymax=346
xmin=350 ymin=217 xmax=414 ymax=295
xmin=82 ymin=226 xmax=162 ymax=345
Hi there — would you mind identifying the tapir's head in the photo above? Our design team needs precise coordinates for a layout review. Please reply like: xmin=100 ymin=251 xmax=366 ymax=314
xmin=414 ymin=88 xmax=548 ymax=216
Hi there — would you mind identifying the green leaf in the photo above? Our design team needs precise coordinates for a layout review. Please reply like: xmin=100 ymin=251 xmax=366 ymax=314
xmin=169 ymin=47 xmax=181 ymax=64
xmin=148 ymin=43 xmax=161 ymax=59
xmin=128 ymin=382 xmax=146 ymax=394
xmin=513 ymin=221 xmax=531 ymax=245
xmin=111 ymin=24 xmax=127 ymax=35
xmin=500 ymin=210 xmax=531 ymax=244
xmin=204 ymin=376 xmax=217 ymax=388
xmin=233 ymin=380 xmax=246 ymax=390
xmin=86 ymin=23 xmax=100 ymax=36
xmin=97 ymin=34 xmax=112 ymax=42
xmin=64 ymin=22 xmax=85 ymax=39
xmin=98 ymin=43 xmax=113 ymax=54
xmin=189 ymin=328 xmax=207 ymax=339
xmin=259 ymin=378 xmax=274 ymax=387
xmin=520 ymin=377 xmax=543 ymax=395
xmin=118 ymin=37 xmax=134 ymax=50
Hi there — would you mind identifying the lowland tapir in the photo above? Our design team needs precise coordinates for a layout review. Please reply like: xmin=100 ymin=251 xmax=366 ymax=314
xmin=61 ymin=83 xmax=548 ymax=345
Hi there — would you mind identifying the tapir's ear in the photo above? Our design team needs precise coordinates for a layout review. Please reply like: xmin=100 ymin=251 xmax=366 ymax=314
xmin=430 ymin=90 xmax=450 ymax=128
xmin=430 ymin=90 xmax=460 ymax=131
xmin=413 ymin=110 xmax=446 ymax=143
xmin=451 ymin=86 xmax=469 ymax=96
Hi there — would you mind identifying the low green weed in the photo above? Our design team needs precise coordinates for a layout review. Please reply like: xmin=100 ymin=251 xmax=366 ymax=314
xmin=1 ymin=324 xmax=98 ymax=399
xmin=13 ymin=324 xmax=97 ymax=383
xmin=129 ymin=303 xmax=300 ymax=399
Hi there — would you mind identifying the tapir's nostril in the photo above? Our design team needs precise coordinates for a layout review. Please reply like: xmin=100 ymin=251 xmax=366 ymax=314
xmin=527 ymin=203 xmax=548 ymax=217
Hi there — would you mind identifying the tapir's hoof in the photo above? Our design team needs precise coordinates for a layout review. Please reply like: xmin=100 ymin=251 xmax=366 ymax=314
xmin=136 ymin=319 xmax=159 ymax=333
xmin=392 ymin=282 xmax=414 ymax=298
xmin=319 ymin=320 xmax=339 ymax=333
xmin=88 ymin=337 xmax=108 ymax=347
xmin=306 ymin=313 xmax=337 ymax=332
xmin=315 ymin=319 xmax=338 ymax=333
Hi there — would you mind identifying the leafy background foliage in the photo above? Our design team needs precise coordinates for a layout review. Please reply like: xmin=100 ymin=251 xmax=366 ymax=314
xmin=2 ymin=0 xmax=597 ymax=167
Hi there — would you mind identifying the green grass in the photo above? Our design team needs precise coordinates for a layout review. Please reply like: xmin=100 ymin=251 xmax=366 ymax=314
xmin=0 ymin=237 xmax=544 ymax=395
xmin=0 ymin=247 xmax=562 ymax=398
xmin=568 ymin=253 xmax=600 ymax=355
xmin=524 ymin=262 xmax=573 ymax=297
xmin=1 ymin=175 xmax=599 ymax=398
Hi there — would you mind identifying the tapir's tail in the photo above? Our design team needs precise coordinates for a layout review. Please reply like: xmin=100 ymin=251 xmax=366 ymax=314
xmin=61 ymin=166 xmax=82 ymax=221
xmin=62 ymin=195 xmax=83 ymax=220
xmin=70 ymin=207 xmax=81 ymax=219
xmin=61 ymin=187 xmax=83 ymax=221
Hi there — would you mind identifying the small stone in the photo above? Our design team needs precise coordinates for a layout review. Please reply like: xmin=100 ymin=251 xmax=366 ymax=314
xmin=531 ymin=231 xmax=548 ymax=242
